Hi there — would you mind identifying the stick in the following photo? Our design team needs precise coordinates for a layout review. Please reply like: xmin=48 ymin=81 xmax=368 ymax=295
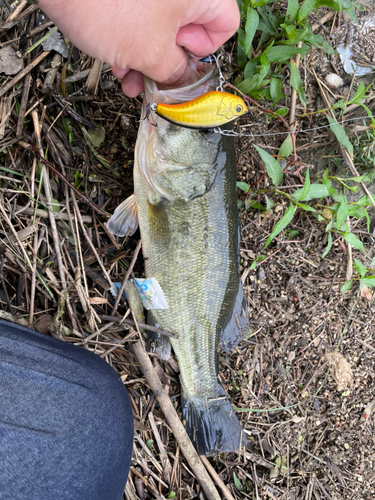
xmin=110 ymin=239 xmax=142 ymax=315
xmin=0 ymin=51 xmax=50 ymax=98
xmin=16 ymin=72 xmax=32 ymax=137
xmin=200 ymin=455 xmax=236 ymax=500
xmin=98 ymin=314 xmax=178 ymax=339
xmin=14 ymin=205 xmax=93 ymax=223
xmin=132 ymin=341 xmax=221 ymax=500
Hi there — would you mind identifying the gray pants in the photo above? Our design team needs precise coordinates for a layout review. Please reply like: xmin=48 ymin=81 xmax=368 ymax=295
xmin=0 ymin=319 xmax=133 ymax=500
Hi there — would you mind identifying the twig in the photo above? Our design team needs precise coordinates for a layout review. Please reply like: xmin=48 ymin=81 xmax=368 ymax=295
xmin=0 ymin=51 xmax=51 ymax=98
xmin=71 ymin=192 xmax=116 ymax=293
xmin=98 ymin=314 xmax=178 ymax=339
xmin=200 ymin=455 xmax=236 ymax=500
xmin=0 ymin=255 xmax=13 ymax=314
xmin=132 ymin=341 xmax=221 ymax=500
xmin=14 ymin=205 xmax=92 ymax=223
xmin=148 ymin=412 xmax=173 ymax=483
xmin=16 ymin=72 xmax=32 ymax=137
xmin=29 ymin=223 xmax=38 ymax=326
xmin=32 ymin=111 xmax=67 ymax=292
xmin=110 ymin=239 xmax=142 ymax=315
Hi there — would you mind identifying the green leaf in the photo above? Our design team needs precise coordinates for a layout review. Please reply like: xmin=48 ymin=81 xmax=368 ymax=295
xmin=254 ymin=145 xmax=283 ymax=187
xmin=292 ymin=183 xmax=331 ymax=201
xmin=278 ymin=134 xmax=294 ymax=157
xmin=354 ymin=258 xmax=366 ymax=278
xmin=336 ymin=196 xmax=348 ymax=230
xmin=286 ymin=0 xmax=299 ymax=24
xmin=265 ymin=195 xmax=275 ymax=210
xmin=167 ymin=492 xmax=176 ymax=499
xmin=346 ymin=82 xmax=365 ymax=105
xmin=233 ymin=472 xmax=244 ymax=492
xmin=275 ymin=107 xmax=289 ymax=116
xmin=244 ymin=59 xmax=257 ymax=79
xmin=236 ymin=181 xmax=250 ymax=193
xmin=341 ymin=280 xmax=353 ymax=293
xmin=87 ymin=126 xmax=105 ymax=148
xmin=265 ymin=203 xmax=296 ymax=248
xmin=298 ymin=0 xmax=316 ymax=23
xmin=258 ymin=53 xmax=270 ymax=83
xmin=342 ymin=232 xmax=365 ymax=252
xmin=290 ymin=61 xmax=306 ymax=108
xmin=245 ymin=7 xmax=259 ymax=57
xmin=286 ymin=229 xmax=299 ymax=238
xmin=237 ymin=28 xmax=247 ymax=67
xmin=362 ymin=277 xmax=375 ymax=287
xmin=327 ymin=116 xmax=353 ymax=155
xmin=322 ymin=232 xmax=332 ymax=258
xmin=266 ymin=44 xmax=309 ymax=63
xmin=270 ymin=76 xmax=283 ymax=105
xmin=238 ymin=75 xmax=261 ymax=94
xmin=297 ymin=169 xmax=311 ymax=201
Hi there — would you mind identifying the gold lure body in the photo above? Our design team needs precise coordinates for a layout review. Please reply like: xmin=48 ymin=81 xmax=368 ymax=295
xmin=154 ymin=90 xmax=247 ymax=129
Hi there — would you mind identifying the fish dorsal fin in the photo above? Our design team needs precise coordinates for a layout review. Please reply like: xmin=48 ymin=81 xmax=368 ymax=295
xmin=217 ymin=96 xmax=232 ymax=118
xmin=106 ymin=194 xmax=138 ymax=237
xmin=219 ymin=280 xmax=249 ymax=352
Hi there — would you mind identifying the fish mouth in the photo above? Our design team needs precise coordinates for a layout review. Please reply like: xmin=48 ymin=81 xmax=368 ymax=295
xmin=144 ymin=55 xmax=217 ymax=105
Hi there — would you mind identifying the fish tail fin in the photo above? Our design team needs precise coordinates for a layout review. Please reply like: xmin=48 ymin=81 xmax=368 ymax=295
xmin=182 ymin=392 xmax=246 ymax=456
xmin=106 ymin=194 xmax=138 ymax=237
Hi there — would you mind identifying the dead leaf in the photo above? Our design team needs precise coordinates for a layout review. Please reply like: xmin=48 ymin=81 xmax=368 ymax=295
xmin=0 ymin=45 xmax=23 ymax=75
xmin=34 ymin=314 xmax=53 ymax=334
xmin=326 ymin=351 xmax=353 ymax=391
xmin=361 ymin=284 xmax=372 ymax=302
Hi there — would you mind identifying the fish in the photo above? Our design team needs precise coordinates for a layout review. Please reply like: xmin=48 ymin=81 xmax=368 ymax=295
xmin=153 ymin=91 xmax=247 ymax=129
xmin=107 ymin=58 xmax=249 ymax=456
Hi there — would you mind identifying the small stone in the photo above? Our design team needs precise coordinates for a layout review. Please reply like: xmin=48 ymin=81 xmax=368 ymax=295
xmin=325 ymin=73 xmax=344 ymax=89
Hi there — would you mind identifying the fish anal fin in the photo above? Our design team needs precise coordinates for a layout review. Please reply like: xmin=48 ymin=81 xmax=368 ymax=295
xmin=220 ymin=281 xmax=249 ymax=352
xmin=106 ymin=194 xmax=138 ymax=237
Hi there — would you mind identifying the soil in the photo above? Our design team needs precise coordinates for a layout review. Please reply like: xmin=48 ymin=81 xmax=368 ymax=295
xmin=0 ymin=3 xmax=374 ymax=500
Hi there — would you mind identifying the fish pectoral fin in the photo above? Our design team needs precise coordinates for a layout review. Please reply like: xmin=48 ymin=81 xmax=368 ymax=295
xmin=219 ymin=281 xmax=249 ymax=352
xmin=106 ymin=194 xmax=139 ymax=237
xmin=217 ymin=96 xmax=231 ymax=117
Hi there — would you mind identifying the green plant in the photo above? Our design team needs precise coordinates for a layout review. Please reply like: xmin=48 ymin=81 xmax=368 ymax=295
xmin=235 ymin=0 xmax=356 ymax=106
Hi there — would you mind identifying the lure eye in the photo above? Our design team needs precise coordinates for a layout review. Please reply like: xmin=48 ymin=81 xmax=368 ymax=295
xmin=236 ymin=106 xmax=243 ymax=113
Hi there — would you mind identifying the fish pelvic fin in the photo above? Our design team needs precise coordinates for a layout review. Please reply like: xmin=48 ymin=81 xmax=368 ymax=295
xmin=220 ymin=280 xmax=249 ymax=352
xmin=106 ymin=194 xmax=139 ymax=237
xmin=182 ymin=392 xmax=246 ymax=456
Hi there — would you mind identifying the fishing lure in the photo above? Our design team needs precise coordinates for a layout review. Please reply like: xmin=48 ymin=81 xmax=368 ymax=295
xmin=150 ymin=91 xmax=248 ymax=129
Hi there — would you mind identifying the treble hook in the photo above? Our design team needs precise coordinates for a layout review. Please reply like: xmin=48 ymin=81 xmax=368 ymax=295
xmin=138 ymin=103 xmax=157 ymax=127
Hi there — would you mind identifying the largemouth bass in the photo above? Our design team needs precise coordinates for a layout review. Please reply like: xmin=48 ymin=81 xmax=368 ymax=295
xmin=108 ymin=60 xmax=249 ymax=455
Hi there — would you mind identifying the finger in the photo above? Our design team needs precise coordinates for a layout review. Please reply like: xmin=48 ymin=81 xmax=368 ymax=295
xmin=121 ymin=70 xmax=145 ymax=97
xmin=144 ymin=43 xmax=189 ymax=88
xmin=112 ymin=66 xmax=130 ymax=80
xmin=176 ymin=22 xmax=238 ymax=57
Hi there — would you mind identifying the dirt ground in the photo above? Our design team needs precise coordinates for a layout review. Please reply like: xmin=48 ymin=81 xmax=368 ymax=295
xmin=0 ymin=3 xmax=374 ymax=500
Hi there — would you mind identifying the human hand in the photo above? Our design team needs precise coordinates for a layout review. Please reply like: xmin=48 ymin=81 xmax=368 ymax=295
xmin=37 ymin=0 xmax=240 ymax=97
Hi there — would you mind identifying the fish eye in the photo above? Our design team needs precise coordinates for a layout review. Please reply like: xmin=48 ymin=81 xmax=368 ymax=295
xmin=236 ymin=106 xmax=243 ymax=113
